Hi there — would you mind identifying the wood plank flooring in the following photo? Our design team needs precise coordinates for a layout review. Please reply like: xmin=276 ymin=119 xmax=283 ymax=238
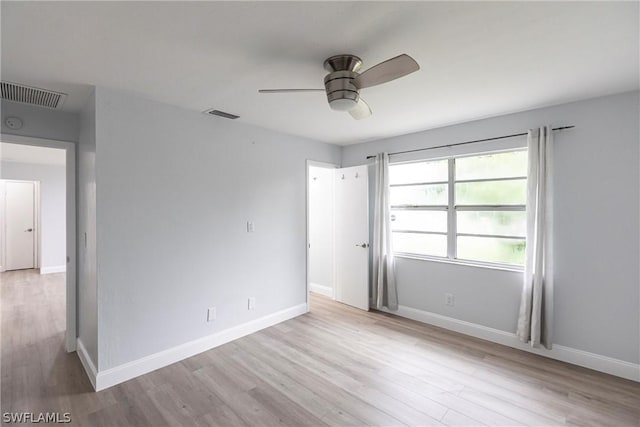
xmin=2 ymin=270 xmax=639 ymax=426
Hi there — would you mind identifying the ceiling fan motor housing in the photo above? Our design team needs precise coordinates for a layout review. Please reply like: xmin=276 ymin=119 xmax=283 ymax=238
xmin=324 ymin=70 xmax=359 ymax=111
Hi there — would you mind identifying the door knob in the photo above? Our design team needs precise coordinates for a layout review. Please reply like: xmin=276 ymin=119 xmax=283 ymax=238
xmin=25 ymin=228 xmax=33 ymax=232
xmin=355 ymin=243 xmax=369 ymax=248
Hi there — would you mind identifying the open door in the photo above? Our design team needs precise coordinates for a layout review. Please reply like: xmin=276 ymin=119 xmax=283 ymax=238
xmin=335 ymin=165 xmax=369 ymax=311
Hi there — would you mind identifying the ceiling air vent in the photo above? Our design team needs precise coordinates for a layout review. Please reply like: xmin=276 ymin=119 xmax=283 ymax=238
xmin=204 ymin=109 xmax=239 ymax=120
xmin=1 ymin=81 xmax=67 ymax=109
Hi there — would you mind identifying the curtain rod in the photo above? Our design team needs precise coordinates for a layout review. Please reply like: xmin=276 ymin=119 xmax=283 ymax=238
xmin=365 ymin=125 xmax=575 ymax=159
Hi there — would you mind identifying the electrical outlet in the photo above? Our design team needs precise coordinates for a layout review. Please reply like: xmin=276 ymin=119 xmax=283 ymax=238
xmin=248 ymin=297 xmax=256 ymax=310
xmin=247 ymin=221 xmax=255 ymax=233
xmin=445 ymin=293 xmax=455 ymax=307
xmin=207 ymin=307 xmax=216 ymax=322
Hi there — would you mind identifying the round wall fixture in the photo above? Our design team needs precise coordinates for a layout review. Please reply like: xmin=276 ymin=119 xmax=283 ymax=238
xmin=5 ymin=117 xmax=23 ymax=130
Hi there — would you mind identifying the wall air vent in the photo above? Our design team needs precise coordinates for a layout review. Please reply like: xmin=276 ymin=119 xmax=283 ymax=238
xmin=204 ymin=109 xmax=240 ymax=120
xmin=1 ymin=81 xmax=67 ymax=110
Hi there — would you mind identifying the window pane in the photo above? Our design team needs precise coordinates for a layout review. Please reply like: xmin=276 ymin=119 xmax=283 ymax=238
xmin=457 ymin=211 xmax=526 ymax=237
xmin=393 ymin=232 xmax=447 ymax=257
xmin=455 ymin=179 xmax=526 ymax=205
xmin=457 ymin=236 xmax=525 ymax=265
xmin=390 ymin=184 xmax=448 ymax=206
xmin=456 ymin=151 xmax=527 ymax=180
xmin=391 ymin=210 xmax=447 ymax=233
xmin=389 ymin=159 xmax=448 ymax=185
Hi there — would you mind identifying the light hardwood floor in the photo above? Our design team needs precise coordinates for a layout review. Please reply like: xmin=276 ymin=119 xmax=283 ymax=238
xmin=1 ymin=270 xmax=638 ymax=426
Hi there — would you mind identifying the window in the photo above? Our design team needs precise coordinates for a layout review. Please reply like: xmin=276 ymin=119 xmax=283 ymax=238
xmin=389 ymin=150 xmax=527 ymax=268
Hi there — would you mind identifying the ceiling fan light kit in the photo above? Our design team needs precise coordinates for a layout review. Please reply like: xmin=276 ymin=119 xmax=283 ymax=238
xmin=259 ymin=53 xmax=420 ymax=120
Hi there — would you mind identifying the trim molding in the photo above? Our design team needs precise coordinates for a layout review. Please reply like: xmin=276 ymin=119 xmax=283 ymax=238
xmin=40 ymin=265 xmax=66 ymax=274
xmin=309 ymin=282 xmax=333 ymax=298
xmin=76 ymin=338 xmax=97 ymax=390
xmin=91 ymin=303 xmax=308 ymax=391
xmin=380 ymin=305 xmax=640 ymax=382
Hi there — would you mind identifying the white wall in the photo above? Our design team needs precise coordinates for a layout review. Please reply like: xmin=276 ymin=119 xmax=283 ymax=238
xmin=308 ymin=165 xmax=335 ymax=296
xmin=1 ymin=161 xmax=66 ymax=272
xmin=342 ymin=91 xmax=640 ymax=366
xmin=77 ymin=90 xmax=99 ymax=367
xmin=88 ymin=87 xmax=341 ymax=371
xmin=1 ymin=100 xmax=79 ymax=142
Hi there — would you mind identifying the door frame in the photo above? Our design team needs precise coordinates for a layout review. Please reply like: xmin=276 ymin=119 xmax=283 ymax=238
xmin=1 ymin=179 xmax=41 ymax=271
xmin=0 ymin=133 xmax=77 ymax=352
xmin=305 ymin=160 xmax=339 ymax=311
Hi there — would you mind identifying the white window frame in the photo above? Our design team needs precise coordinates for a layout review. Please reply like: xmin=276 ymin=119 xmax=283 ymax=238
xmin=390 ymin=148 xmax=527 ymax=271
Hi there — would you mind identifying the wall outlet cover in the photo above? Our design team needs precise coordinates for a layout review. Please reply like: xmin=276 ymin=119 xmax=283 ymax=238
xmin=445 ymin=293 xmax=455 ymax=306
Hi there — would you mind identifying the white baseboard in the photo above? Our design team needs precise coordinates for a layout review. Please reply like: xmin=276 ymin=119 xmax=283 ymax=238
xmin=380 ymin=305 xmax=640 ymax=382
xmin=90 ymin=303 xmax=308 ymax=391
xmin=40 ymin=265 xmax=66 ymax=274
xmin=76 ymin=338 xmax=97 ymax=390
xmin=309 ymin=282 xmax=333 ymax=298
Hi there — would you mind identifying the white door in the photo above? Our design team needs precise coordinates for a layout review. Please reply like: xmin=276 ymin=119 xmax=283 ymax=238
xmin=5 ymin=181 xmax=36 ymax=270
xmin=335 ymin=165 xmax=369 ymax=311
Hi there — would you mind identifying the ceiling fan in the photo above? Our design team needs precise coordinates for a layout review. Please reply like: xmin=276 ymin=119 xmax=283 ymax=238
xmin=258 ymin=53 xmax=420 ymax=120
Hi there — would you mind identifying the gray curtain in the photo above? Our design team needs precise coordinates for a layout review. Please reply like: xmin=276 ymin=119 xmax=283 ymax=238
xmin=372 ymin=153 xmax=398 ymax=310
xmin=516 ymin=126 xmax=554 ymax=348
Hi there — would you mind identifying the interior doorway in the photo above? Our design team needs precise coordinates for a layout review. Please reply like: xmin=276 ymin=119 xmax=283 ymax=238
xmin=307 ymin=161 xmax=337 ymax=308
xmin=0 ymin=135 xmax=76 ymax=352
xmin=306 ymin=161 xmax=370 ymax=312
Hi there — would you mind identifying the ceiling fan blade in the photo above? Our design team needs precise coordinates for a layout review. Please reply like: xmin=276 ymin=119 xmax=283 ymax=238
xmin=349 ymin=97 xmax=372 ymax=120
xmin=353 ymin=54 xmax=420 ymax=89
xmin=258 ymin=89 xmax=324 ymax=93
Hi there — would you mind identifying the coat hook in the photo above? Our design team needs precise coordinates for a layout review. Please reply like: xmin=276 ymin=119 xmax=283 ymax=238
xmin=341 ymin=174 xmax=345 ymax=180
xmin=355 ymin=172 xmax=359 ymax=178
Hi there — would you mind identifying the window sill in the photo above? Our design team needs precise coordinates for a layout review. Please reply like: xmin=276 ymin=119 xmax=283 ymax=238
xmin=393 ymin=253 xmax=524 ymax=273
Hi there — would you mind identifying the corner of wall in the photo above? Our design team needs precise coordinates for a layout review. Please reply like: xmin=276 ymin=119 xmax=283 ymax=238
xmin=76 ymin=86 xmax=99 ymax=373
xmin=76 ymin=338 xmax=98 ymax=391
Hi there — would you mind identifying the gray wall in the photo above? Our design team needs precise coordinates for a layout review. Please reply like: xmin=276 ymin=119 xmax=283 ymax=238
xmin=77 ymin=91 xmax=98 ymax=367
xmin=90 ymin=87 xmax=341 ymax=370
xmin=1 ymin=100 xmax=79 ymax=142
xmin=342 ymin=91 xmax=640 ymax=364
xmin=1 ymin=161 xmax=66 ymax=270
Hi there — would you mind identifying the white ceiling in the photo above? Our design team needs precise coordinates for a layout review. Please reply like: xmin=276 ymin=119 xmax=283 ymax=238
xmin=0 ymin=142 xmax=66 ymax=166
xmin=1 ymin=2 xmax=638 ymax=145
